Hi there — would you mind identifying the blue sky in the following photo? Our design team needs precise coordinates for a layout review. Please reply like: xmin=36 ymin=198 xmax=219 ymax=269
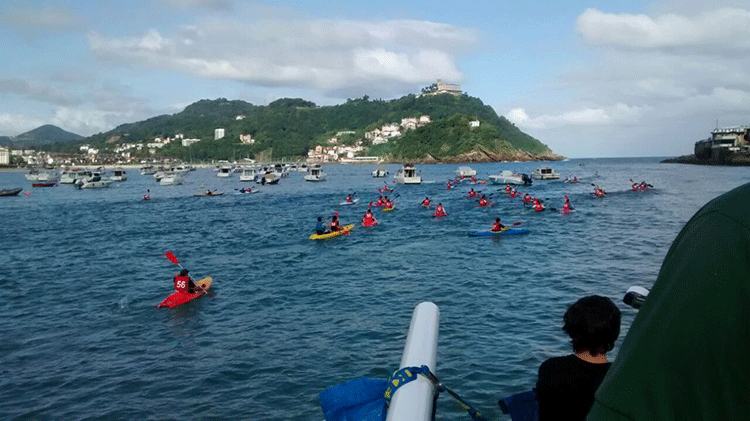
xmin=1 ymin=0 xmax=749 ymax=158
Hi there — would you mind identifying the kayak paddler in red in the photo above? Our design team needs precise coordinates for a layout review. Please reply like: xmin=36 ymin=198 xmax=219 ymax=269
xmin=434 ymin=203 xmax=447 ymax=217
xmin=505 ymin=184 xmax=512 ymax=193
xmin=422 ymin=197 xmax=430 ymax=207
xmin=174 ymin=269 xmax=197 ymax=293
xmin=469 ymin=188 xmax=477 ymax=197
xmin=491 ymin=217 xmax=506 ymax=232
xmin=563 ymin=195 xmax=571 ymax=212
xmin=330 ymin=213 xmax=341 ymax=231
xmin=362 ymin=209 xmax=376 ymax=226
xmin=479 ymin=195 xmax=488 ymax=206
xmin=446 ymin=181 xmax=453 ymax=190
xmin=533 ymin=198 xmax=545 ymax=212
xmin=345 ymin=194 xmax=353 ymax=203
xmin=523 ymin=193 xmax=532 ymax=203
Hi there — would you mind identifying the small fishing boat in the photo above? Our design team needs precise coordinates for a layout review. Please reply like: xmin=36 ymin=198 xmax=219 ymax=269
xmin=140 ymin=165 xmax=156 ymax=175
xmin=239 ymin=167 xmax=260 ymax=182
xmin=531 ymin=166 xmax=561 ymax=180
xmin=455 ymin=166 xmax=477 ymax=178
xmin=489 ymin=170 xmax=533 ymax=185
xmin=0 ymin=187 xmax=23 ymax=196
xmin=74 ymin=175 xmax=112 ymax=189
xmin=304 ymin=164 xmax=327 ymax=182
xmin=394 ymin=164 xmax=421 ymax=184
xmin=32 ymin=182 xmax=56 ymax=187
xmin=109 ymin=168 xmax=128 ymax=181
xmin=372 ymin=166 xmax=389 ymax=177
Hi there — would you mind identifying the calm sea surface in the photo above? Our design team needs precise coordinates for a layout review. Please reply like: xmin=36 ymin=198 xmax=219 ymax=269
xmin=2 ymin=158 xmax=748 ymax=420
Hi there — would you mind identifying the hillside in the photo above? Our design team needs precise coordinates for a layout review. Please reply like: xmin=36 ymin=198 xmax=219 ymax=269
xmin=74 ymin=94 xmax=556 ymax=161
xmin=8 ymin=124 xmax=83 ymax=148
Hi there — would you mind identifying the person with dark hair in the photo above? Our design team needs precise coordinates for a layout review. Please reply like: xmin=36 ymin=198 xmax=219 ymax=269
xmin=173 ymin=268 xmax=197 ymax=294
xmin=535 ymin=295 xmax=621 ymax=421
xmin=315 ymin=217 xmax=326 ymax=235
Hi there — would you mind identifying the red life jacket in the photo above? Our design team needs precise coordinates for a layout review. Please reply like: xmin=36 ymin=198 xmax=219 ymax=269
xmin=479 ymin=198 xmax=487 ymax=206
xmin=524 ymin=195 xmax=531 ymax=202
xmin=534 ymin=203 xmax=544 ymax=211
xmin=174 ymin=275 xmax=191 ymax=293
xmin=436 ymin=205 xmax=445 ymax=215
xmin=492 ymin=222 xmax=502 ymax=231
xmin=563 ymin=202 xmax=570 ymax=211
xmin=469 ymin=191 xmax=476 ymax=197
xmin=423 ymin=199 xmax=430 ymax=206
xmin=509 ymin=191 xmax=517 ymax=198
xmin=330 ymin=219 xmax=339 ymax=230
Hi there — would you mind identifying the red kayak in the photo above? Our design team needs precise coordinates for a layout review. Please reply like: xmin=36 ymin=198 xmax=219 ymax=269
xmin=362 ymin=219 xmax=378 ymax=227
xmin=432 ymin=212 xmax=447 ymax=218
xmin=477 ymin=201 xmax=496 ymax=208
xmin=158 ymin=277 xmax=212 ymax=308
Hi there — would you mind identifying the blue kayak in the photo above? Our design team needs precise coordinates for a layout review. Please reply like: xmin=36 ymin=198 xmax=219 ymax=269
xmin=468 ymin=228 xmax=529 ymax=236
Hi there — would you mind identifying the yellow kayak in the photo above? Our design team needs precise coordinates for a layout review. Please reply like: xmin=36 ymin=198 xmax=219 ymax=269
xmin=310 ymin=224 xmax=355 ymax=240
xmin=381 ymin=206 xmax=396 ymax=213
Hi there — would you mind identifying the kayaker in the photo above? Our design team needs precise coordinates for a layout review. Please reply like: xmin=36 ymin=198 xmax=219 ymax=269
xmin=509 ymin=189 xmax=517 ymax=198
xmin=330 ymin=213 xmax=341 ymax=232
xmin=536 ymin=295 xmax=621 ymax=421
xmin=446 ymin=181 xmax=453 ymax=190
xmin=173 ymin=269 xmax=198 ymax=294
xmin=469 ymin=188 xmax=477 ymax=197
xmin=479 ymin=195 xmax=488 ymax=206
xmin=384 ymin=197 xmax=393 ymax=208
xmin=345 ymin=194 xmax=353 ymax=203
xmin=422 ymin=197 xmax=430 ymax=207
xmin=434 ymin=203 xmax=447 ymax=216
xmin=376 ymin=196 xmax=384 ymax=206
xmin=523 ymin=193 xmax=532 ymax=203
xmin=315 ymin=217 xmax=326 ymax=235
xmin=533 ymin=198 xmax=545 ymax=212
xmin=143 ymin=189 xmax=150 ymax=201
xmin=362 ymin=209 xmax=376 ymax=225
xmin=505 ymin=184 xmax=512 ymax=193
xmin=206 ymin=190 xmax=213 ymax=196
xmin=563 ymin=195 xmax=571 ymax=212
xmin=491 ymin=217 xmax=505 ymax=232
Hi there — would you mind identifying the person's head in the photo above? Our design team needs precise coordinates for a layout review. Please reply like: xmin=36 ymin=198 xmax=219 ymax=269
xmin=563 ymin=295 xmax=621 ymax=356
xmin=179 ymin=269 xmax=189 ymax=276
xmin=496 ymin=217 xmax=500 ymax=222
xmin=318 ymin=217 xmax=322 ymax=222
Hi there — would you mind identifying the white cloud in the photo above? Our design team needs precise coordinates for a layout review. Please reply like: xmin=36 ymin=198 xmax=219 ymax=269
xmin=0 ymin=113 xmax=45 ymax=137
xmin=0 ymin=4 xmax=83 ymax=38
xmin=576 ymin=7 xmax=750 ymax=53
xmin=87 ymin=18 xmax=475 ymax=97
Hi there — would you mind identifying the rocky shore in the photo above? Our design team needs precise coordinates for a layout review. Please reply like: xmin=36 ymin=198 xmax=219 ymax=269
xmin=662 ymin=154 xmax=750 ymax=166
xmin=392 ymin=144 xmax=564 ymax=164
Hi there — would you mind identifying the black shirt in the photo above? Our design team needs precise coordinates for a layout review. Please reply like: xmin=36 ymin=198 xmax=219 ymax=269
xmin=536 ymin=354 xmax=610 ymax=421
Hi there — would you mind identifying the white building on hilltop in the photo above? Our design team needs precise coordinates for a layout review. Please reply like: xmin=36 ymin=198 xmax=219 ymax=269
xmin=215 ymin=128 xmax=225 ymax=140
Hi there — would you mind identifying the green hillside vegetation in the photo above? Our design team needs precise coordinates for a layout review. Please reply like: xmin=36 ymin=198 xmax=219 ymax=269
xmin=7 ymin=124 xmax=83 ymax=148
xmin=57 ymin=93 xmax=550 ymax=161
xmin=393 ymin=114 xmax=518 ymax=159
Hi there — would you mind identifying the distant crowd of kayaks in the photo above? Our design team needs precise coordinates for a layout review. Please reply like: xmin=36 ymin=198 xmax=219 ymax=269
xmin=310 ymin=170 xmax=654 ymax=241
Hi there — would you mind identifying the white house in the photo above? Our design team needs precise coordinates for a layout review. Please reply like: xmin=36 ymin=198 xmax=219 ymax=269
xmin=0 ymin=147 xmax=9 ymax=165
xmin=182 ymin=138 xmax=201 ymax=147
xmin=215 ymin=128 xmax=225 ymax=140
xmin=469 ymin=120 xmax=480 ymax=128
xmin=239 ymin=134 xmax=254 ymax=144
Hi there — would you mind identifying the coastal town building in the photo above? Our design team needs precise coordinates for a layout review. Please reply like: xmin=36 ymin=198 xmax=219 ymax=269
xmin=215 ymin=128 xmax=225 ymax=140
xmin=239 ymin=134 xmax=254 ymax=144
xmin=182 ymin=138 xmax=201 ymax=147
xmin=470 ymin=120 xmax=480 ymax=128
xmin=0 ymin=147 xmax=9 ymax=165
xmin=695 ymin=125 xmax=750 ymax=161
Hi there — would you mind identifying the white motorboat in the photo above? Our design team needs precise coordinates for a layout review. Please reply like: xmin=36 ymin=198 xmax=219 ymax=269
xmin=531 ymin=166 xmax=561 ymax=180
xmin=455 ymin=166 xmax=477 ymax=178
xmin=488 ymin=170 xmax=533 ymax=185
xmin=25 ymin=169 xmax=56 ymax=181
xmin=393 ymin=164 xmax=421 ymax=184
xmin=372 ymin=166 xmax=389 ymax=177
xmin=159 ymin=173 xmax=183 ymax=185
xmin=255 ymin=171 xmax=279 ymax=185
xmin=109 ymin=168 xmax=127 ymax=182
xmin=239 ymin=167 xmax=260 ymax=182
xmin=59 ymin=169 xmax=81 ymax=184
xmin=217 ymin=165 xmax=232 ymax=178
xmin=140 ymin=165 xmax=155 ymax=175
xmin=304 ymin=164 xmax=327 ymax=182
xmin=74 ymin=174 xmax=112 ymax=189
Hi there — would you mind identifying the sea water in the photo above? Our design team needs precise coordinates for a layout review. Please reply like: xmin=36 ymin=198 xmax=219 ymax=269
xmin=1 ymin=158 xmax=748 ymax=420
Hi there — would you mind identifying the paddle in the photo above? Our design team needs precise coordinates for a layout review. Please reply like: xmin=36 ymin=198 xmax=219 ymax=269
xmin=165 ymin=251 xmax=214 ymax=297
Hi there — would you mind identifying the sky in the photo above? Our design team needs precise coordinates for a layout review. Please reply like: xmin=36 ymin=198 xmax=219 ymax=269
xmin=1 ymin=0 xmax=749 ymax=158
